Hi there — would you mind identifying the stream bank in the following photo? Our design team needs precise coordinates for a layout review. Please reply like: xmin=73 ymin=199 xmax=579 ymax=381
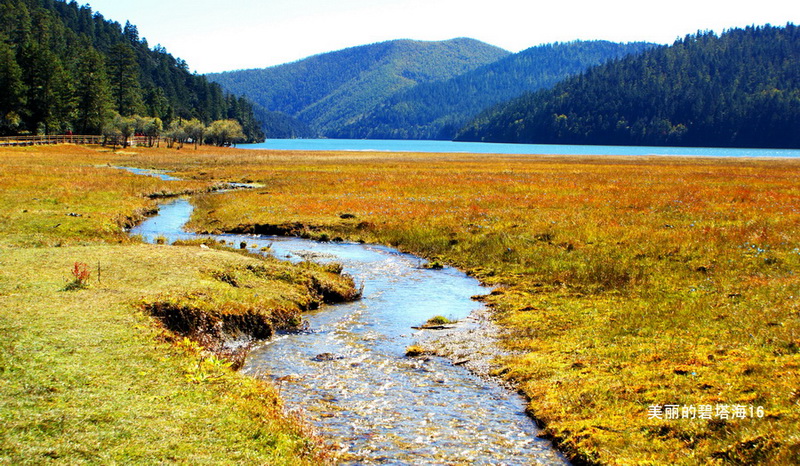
xmin=127 ymin=177 xmax=568 ymax=464
xmin=139 ymin=252 xmax=361 ymax=370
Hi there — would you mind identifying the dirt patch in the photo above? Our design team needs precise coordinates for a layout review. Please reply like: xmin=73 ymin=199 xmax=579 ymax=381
xmin=143 ymin=302 xmax=275 ymax=369
xmin=224 ymin=222 xmax=312 ymax=236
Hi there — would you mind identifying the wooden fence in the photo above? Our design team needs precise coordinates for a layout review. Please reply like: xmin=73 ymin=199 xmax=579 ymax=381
xmin=0 ymin=135 xmax=210 ymax=148
xmin=0 ymin=135 xmax=106 ymax=147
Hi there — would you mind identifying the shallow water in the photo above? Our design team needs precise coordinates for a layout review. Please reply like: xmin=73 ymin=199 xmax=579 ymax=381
xmin=113 ymin=166 xmax=181 ymax=180
xmin=131 ymin=198 xmax=567 ymax=465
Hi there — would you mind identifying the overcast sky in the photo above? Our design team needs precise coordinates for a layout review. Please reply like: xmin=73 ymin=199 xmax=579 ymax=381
xmin=84 ymin=0 xmax=799 ymax=74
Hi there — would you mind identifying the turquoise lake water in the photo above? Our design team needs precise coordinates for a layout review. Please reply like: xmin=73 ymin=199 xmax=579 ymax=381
xmin=241 ymin=139 xmax=800 ymax=158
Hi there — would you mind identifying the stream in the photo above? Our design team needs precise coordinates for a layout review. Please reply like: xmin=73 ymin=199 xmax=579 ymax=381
xmin=127 ymin=170 xmax=567 ymax=464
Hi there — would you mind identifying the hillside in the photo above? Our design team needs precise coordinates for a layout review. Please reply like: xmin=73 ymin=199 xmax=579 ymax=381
xmin=251 ymin=104 xmax=315 ymax=139
xmin=456 ymin=24 xmax=800 ymax=149
xmin=331 ymin=41 xmax=654 ymax=140
xmin=207 ymin=38 xmax=509 ymax=137
xmin=0 ymin=0 xmax=263 ymax=141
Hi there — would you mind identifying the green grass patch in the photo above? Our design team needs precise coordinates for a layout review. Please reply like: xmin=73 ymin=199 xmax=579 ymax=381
xmin=0 ymin=244 xmax=336 ymax=464
xmin=0 ymin=146 xmax=362 ymax=463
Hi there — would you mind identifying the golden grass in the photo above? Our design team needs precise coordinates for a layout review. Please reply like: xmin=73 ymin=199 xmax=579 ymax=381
xmin=0 ymin=144 xmax=211 ymax=247
xmin=108 ymin=146 xmax=800 ymax=464
xmin=3 ymin=144 xmax=798 ymax=464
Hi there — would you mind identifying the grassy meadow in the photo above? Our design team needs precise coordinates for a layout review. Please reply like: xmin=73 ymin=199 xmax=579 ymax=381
xmin=0 ymin=145 xmax=348 ymax=464
xmin=117 ymin=146 xmax=798 ymax=465
xmin=1 ymin=144 xmax=798 ymax=464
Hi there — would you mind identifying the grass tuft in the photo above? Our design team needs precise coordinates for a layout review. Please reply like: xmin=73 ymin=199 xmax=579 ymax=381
xmin=426 ymin=315 xmax=452 ymax=325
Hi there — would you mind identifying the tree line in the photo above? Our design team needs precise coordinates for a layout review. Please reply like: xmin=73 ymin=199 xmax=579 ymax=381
xmin=0 ymin=0 xmax=264 ymax=142
xmin=456 ymin=24 xmax=800 ymax=149
xmin=100 ymin=114 xmax=247 ymax=149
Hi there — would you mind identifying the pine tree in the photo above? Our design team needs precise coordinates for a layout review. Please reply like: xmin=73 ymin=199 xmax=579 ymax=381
xmin=0 ymin=0 xmax=31 ymax=46
xmin=74 ymin=47 xmax=112 ymax=134
xmin=0 ymin=38 xmax=26 ymax=135
xmin=19 ymin=42 xmax=67 ymax=133
xmin=145 ymin=87 xmax=171 ymax=122
xmin=107 ymin=42 xmax=143 ymax=116
xmin=123 ymin=20 xmax=139 ymax=44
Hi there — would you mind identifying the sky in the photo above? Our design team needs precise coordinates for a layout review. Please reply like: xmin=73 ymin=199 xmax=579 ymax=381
xmin=84 ymin=0 xmax=799 ymax=74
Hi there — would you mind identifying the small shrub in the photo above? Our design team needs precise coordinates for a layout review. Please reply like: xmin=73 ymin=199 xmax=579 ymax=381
xmin=64 ymin=261 xmax=91 ymax=290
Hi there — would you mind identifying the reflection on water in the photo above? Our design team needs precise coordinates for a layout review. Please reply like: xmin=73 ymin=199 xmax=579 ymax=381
xmin=131 ymin=198 xmax=567 ymax=465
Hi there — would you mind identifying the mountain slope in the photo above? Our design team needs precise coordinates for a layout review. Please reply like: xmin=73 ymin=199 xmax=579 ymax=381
xmin=456 ymin=24 xmax=800 ymax=148
xmin=207 ymin=38 xmax=509 ymax=137
xmin=331 ymin=41 xmax=654 ymax=140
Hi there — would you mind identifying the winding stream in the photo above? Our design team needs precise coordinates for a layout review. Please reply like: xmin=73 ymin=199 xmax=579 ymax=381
xmin=130 ymin=191 xmax=567 ymax=464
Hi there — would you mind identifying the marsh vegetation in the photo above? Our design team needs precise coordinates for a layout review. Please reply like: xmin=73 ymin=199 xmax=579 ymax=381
xmin=143 ymin=146 xmax=799 ymax=464
xmin=1 ymin=144 xmax=798 ymax=464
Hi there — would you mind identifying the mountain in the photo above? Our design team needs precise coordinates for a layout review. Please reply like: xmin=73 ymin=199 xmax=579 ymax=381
xmin=0 ymin=0 xmax=263 ymax=141
xmin=330 ymin=41 xmax=655 ymax=140
xmin=251 ymin=105 xmax=314 ymax=139
xmin=456 ymin=24 xmax=800 ymax=149
xmin=207 ymin=38 xmax=510 ymax=137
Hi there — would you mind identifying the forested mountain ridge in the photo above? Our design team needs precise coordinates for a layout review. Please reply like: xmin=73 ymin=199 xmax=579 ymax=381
xmin=456 ymin=24 xmax=800 ymax=148
xmin=0 ymin=0 xmax=263 ymax=141
xmin=207 ymin=38 xmax=510 ymax=137
xmin=251 ymin=103 xmax=314 ymax=139
xmin=330 ymin=41 xmax=655 ymax=140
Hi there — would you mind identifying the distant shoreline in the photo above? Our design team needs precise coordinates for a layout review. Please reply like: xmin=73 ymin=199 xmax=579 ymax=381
xmin=241 ymin=138 xmax=800 ymax=158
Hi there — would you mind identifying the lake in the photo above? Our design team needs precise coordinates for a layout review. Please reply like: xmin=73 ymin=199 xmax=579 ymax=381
xmin=241 ymin=139 xmax=800 ymax=158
